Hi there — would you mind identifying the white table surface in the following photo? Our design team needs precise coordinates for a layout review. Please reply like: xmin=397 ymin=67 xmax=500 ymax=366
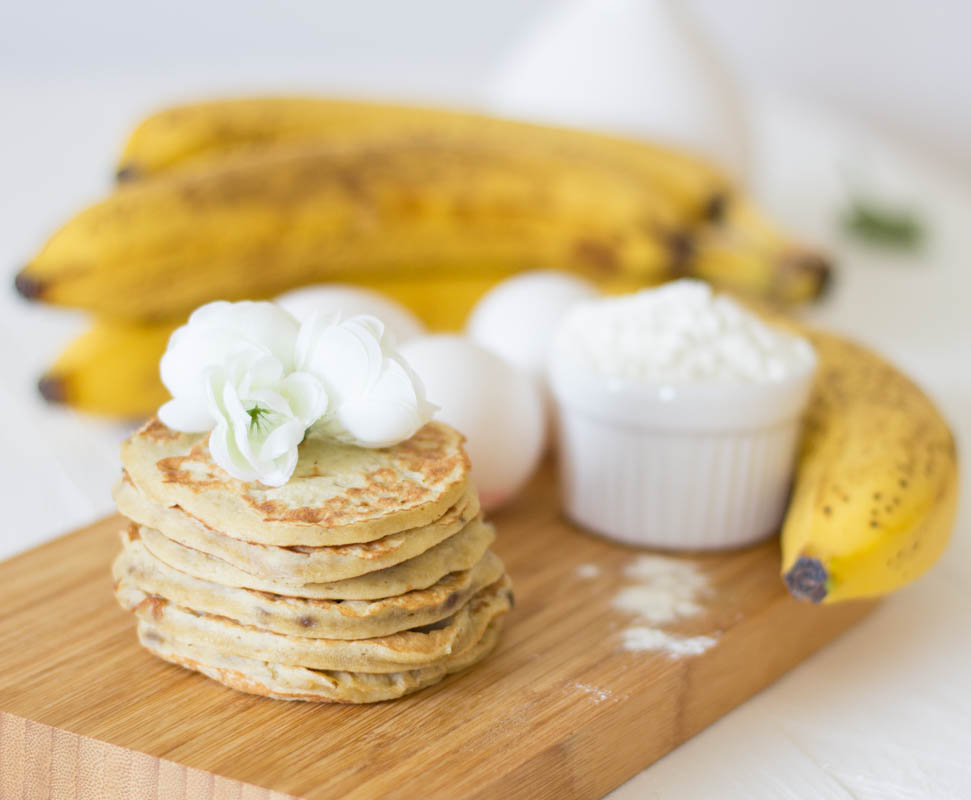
xmin=1 ymin=89 xmax=969 ymax=799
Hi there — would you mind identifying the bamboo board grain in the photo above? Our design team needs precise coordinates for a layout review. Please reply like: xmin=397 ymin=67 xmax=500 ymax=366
xmin=0 ymin=463 xmax=875 ymax=800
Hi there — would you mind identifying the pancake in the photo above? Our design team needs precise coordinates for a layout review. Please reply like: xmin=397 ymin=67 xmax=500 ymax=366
xmin=123 ymin=576 xmax=513 ymax=674
xmin=139 ymin=617 xmax=504 ymax=703
xmin=133 ymin=520 xmax=495 ymax=600
xmin=114 ymin=533 xmax=505 ymax=639
xmin=122 ymin=418 xmax=470 ymax=546
xmin=114 ymin=475 xmax=480 ymax=582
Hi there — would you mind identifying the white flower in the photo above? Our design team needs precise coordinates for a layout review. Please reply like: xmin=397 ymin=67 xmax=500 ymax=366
xmin=156 ymin=300 xmax=433 ymax=486
xmin=204 ymin=350 xmax=327 ymax=487
xmin=159 ymin=301 xmax=299 ymax=432
xmin=295 ymin=313 xmax=435 ymax=448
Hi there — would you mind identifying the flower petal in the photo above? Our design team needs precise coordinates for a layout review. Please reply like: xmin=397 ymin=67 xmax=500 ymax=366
xmin=279 ymin=371 xmax=328 ymax=426
xmin=158 ymin=396 xmax=212 ymax=433
xmin=159 ymin=301 xmax=299 ymax=433
xmin=260 ymin=418 xmax=305 ymax=463
xmin=262 ymin=445 xmax=300 ymax=487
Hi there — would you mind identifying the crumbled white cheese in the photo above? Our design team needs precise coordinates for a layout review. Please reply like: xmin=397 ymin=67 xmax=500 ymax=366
xmin=554 ymin=280 xmax=814 ymax=383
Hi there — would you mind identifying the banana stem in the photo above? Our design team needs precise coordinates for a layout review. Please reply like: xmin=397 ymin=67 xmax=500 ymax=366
xmin=784 ymin=556 xmax=829 ymax=603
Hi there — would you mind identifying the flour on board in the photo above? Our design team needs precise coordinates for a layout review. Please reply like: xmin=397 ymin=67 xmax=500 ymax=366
xmin=622 ymin=627 xmax=717 ymax=657
xmin=613 ymin=554 xmax=717 ymax=658
xmin=571 ymin=681 xmax=612 ymax=703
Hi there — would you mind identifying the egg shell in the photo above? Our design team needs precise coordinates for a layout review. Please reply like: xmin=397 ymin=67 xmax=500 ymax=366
xmin=399 ymin=335 xmax=546 ymax=510
xmin=466 ymin=270 xmax=598 ymax=380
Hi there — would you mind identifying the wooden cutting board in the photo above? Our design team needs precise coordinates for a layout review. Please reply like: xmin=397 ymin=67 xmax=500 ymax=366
xmin=0 ymin=463 xmax=875 ymax=800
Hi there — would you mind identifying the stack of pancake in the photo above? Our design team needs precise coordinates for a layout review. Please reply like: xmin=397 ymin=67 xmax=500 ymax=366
xmin=111 ymin=418 xmax=512 ymax=703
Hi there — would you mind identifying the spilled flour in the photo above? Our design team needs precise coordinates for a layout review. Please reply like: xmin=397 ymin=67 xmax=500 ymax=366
xmin=571 ymin=681 xmax=612 ymax=704
xmin=622 ymin=627 xmax=717 ymax=657
xmin=612 ymin=555 xmax=717 ymax=658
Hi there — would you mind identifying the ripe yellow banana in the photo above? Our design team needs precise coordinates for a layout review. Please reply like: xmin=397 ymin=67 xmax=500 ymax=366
xmin=39 ymin=319 xmax=178 ymax=417
xmin=111 ymin=98 xmax=830 ymax=304
xmin=116 ymin=97 xmax=729 ymax=222
xmin=18 ymin=138 xmax=688 ymax=321
xmin=781 ymin=331 xmax=958 ymax=603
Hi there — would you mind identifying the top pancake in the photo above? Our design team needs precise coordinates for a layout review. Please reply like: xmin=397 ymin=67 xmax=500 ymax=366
xmin=121 ymin=418 xmax=470 ymax=546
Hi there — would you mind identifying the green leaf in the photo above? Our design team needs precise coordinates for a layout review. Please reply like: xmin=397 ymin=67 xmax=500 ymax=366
xmin=842 ymin=200 xmax=924 ymax=249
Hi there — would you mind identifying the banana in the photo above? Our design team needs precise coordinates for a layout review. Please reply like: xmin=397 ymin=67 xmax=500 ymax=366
xmin=116 ymin=97 xmax=729 ymax=221
xmin=781 ymin=331 xmax=958 ymax=603
xmin=39 ymin=319 xmax=178 ymax=417
xmin=112 ymin=98 xmax=830 ymax=304
xmin=16 ymin=138 xmax=695 ymax=321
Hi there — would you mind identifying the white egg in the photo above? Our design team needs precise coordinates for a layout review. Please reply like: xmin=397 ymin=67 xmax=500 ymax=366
xmin=467 ymin=270 xmax=598 ymax=381
xmin=399 ymin=335 xmax=545 ymax=510
xmin=275 ymin=284 xmax=425 ymax=343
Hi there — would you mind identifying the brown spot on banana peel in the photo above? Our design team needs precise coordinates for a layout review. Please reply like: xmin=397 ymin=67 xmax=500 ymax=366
xmin=666 ymin=229 xmax=695 ymax=274
xmin=784 ymin=556 xmax=829 ymax=603
xmin=14 ymin=270 xmax=46 ymax=301
xmin=703 ymin=191 xmax=729 ymax=223
xmin=573 ymin=238 xmax=619 ymax=275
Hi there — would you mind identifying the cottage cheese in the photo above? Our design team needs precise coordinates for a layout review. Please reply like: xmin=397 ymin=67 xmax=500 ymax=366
xmin=548 ymin=280 xmax=817 ymax=550
xmin=553 ymin=280 xmax=814 ymax=383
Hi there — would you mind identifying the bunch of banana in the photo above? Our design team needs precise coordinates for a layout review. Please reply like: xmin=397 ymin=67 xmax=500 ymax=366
xmin=117 ymin=97 xmax=829 ymax=288
xmin=18 ymin=96 xmax=832 ymax=418
xmin=110 ymin=97 xmax=829 ymax=297
xmin=781 ymin=330 xmax=958 ymax=602
xmin=114 ymin=97 xmax=728 ymax=221
xmin=17 ymin=137 xmax=685 ymax=320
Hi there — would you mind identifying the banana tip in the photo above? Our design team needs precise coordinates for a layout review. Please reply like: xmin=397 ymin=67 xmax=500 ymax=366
xmin=38 ymin=374 xmax=67 ymax=405
xmin=784 ymin=556 xmax=828 ymax=603
xmin=782 ymin=250 xmax=835 ymax=300
xmin=115 ymin=164 xmax=141 ymax=182
xmin=14 ymin=270 xmax=45 ymax=301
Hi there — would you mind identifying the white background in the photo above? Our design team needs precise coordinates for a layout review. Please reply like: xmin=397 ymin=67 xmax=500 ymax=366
xmin=1 ymin=3 xmax=970 ymax=798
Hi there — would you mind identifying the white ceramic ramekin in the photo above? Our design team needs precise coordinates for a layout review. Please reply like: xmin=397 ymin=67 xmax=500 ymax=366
xmin=549 ymin=356 xmax=816 ymax=550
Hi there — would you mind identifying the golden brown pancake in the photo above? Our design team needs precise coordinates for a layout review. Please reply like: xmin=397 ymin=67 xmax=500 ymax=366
xmin=114 ymin=475 xmax=480 ymax=582
xmin=122 ymin=576 xmax=513 ymax=673
xmin=114 ymin=533 xmax=505 ymax=639
xmin=121 ymin=418 xmax=470 ymax=546
xmin=138 ymin=617 xmax=505 ymax=703
xmin=129 ymin=520 xmax=496 ymax=600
